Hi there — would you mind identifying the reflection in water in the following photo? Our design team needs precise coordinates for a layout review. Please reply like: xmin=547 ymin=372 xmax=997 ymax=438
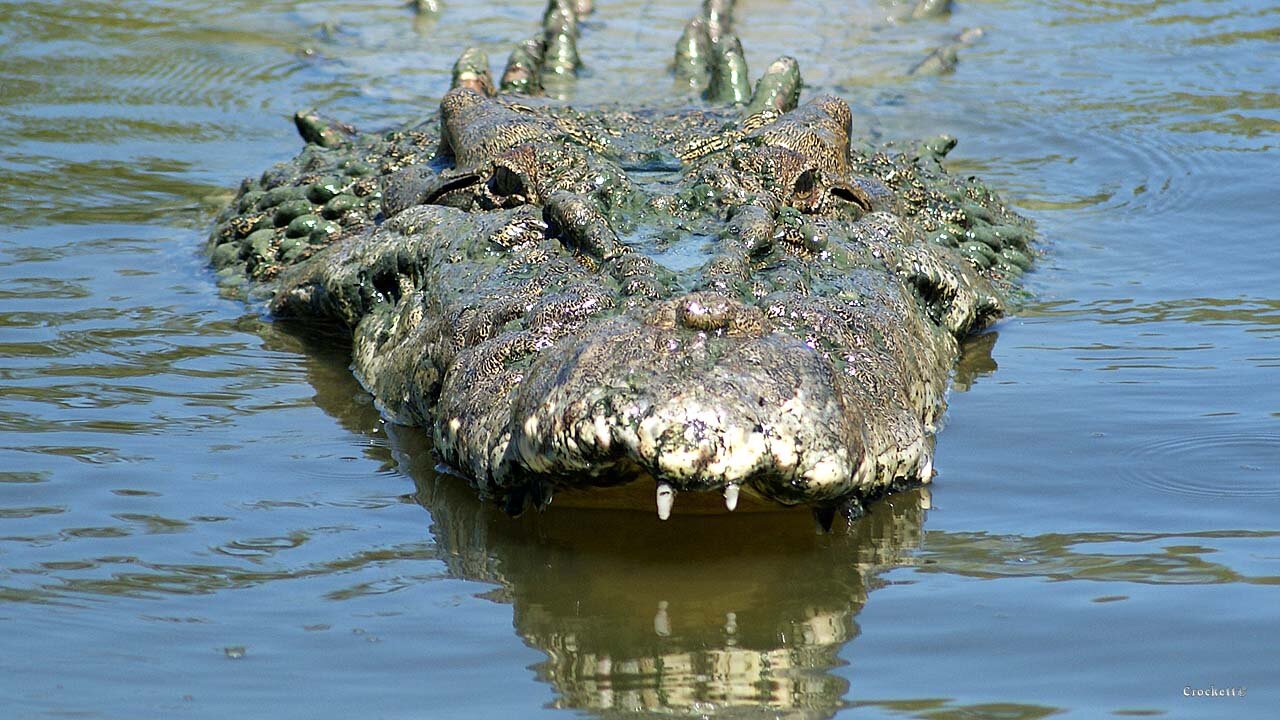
xmin=917 ymin=529 xmax=1280 ymax=587
xmin=397 ymin=424 xmax=928 ymax=718
xmin=850 ymin=699 xmax=1063 ymax=720
xmin=953 ymin=330 xmax=1000 ymax=393
xmin=1024 ymin=296 xmax=1280 ymax=331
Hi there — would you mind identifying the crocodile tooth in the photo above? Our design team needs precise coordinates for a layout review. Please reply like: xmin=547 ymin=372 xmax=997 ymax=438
xmin=654 ymin=601 xmax=671 ymax=637
xmin=920 ymin=454 xmax=935 ymax=482
xmin=656 ymin=483 xmax=675 ymax=520
xmin=723 ymin=483 xmax=740 ymax=511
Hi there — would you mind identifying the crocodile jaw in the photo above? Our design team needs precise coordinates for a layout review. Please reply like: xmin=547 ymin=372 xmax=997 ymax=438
xmin=494 ymin=315 xmax=872 ymax=508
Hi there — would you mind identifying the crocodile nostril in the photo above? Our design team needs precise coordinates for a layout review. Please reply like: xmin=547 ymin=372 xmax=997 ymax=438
xmin=793 ymin=169 xmax=817 ymax=200
xmin=489 ymin=165 xmax=526 ymax=198
xmin=831 ymin=180 xmax=874 ymax=211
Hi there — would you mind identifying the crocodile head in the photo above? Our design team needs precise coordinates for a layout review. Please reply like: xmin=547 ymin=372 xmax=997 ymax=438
xmin=208 ymin=0 xmax=1031 ymax=520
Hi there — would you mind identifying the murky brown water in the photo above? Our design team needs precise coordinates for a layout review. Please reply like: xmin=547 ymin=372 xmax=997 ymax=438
xmin=2 ymin=1 xmax=1278 ymax=718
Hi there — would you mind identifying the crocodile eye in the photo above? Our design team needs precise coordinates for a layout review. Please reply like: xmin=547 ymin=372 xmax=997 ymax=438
xmin=489 ymin=165 xmax=526 ymax=198
xmin=793 ymin=169 xmax=817 ymax=202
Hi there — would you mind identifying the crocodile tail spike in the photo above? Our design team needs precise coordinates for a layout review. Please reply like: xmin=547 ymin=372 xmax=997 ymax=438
xmin=673 ymin=16 xmax=713 ymax=93
xmin=704 ymin=33 xmax=750 ymax=105
xmin=501 ymin=37 xmax=545 ymax=96
xmin=542 ymin=0 xmax=581 ymax=83
xmin=542 ymin=0 xmax=580 ymax=36
xmin=745 ymin=56 xmax=803 ymax=117
xmin=451 ymin=47 xmax=495 ymax=97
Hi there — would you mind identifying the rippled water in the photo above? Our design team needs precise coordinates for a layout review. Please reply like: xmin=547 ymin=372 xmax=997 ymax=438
xmin=2 ymin=0 xmax=1278 ymax=717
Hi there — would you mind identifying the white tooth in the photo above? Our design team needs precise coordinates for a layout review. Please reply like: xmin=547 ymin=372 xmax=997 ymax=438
xmin=656 ymin=483 xmax=674 ymax=520
xmin=654 ymin=601 xmax=670 ymax=637
xmin=723 ymin=483 xmax=740 ymax=511
xmin=920 ymin=454 xmax=935 ymax=482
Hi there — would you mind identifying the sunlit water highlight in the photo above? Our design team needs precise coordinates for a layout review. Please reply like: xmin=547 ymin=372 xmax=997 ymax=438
xmin=1 ymin=0 xmax=1278 ymax=718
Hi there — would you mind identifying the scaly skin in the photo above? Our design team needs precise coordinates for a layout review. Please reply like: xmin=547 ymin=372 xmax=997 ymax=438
xmin=207 ymin=0 xmax=1033 ymax=521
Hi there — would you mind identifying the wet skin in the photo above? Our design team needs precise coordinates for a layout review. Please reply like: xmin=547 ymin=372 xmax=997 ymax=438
xmin=207 ymin=0 xmax=1032 ymax=521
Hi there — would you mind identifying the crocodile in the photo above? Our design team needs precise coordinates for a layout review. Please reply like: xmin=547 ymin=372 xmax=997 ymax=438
xmin=207 ymin=0 xmax=1033 ymax=523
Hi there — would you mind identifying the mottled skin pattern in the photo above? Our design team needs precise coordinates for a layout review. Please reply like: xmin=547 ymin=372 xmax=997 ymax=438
xmin=208 ymin=0 xmax=1032 ymax=520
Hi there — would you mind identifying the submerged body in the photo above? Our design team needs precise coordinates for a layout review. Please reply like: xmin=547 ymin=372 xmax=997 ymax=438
xmin=208 ymin=0 xmax=1031 ymax=519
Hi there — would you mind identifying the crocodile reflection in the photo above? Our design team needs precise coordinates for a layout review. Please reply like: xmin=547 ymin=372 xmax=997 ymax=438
xmin=391 ymin=421 xmax=928 ymax=718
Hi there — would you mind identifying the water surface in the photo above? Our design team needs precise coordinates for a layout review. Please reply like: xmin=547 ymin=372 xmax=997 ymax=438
xmin=1 ymin=0 xmax=1277 ymax=718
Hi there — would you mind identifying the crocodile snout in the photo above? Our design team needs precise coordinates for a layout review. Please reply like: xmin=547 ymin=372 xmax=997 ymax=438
xmin=499 ymin=317 xmax=872 ymax=515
